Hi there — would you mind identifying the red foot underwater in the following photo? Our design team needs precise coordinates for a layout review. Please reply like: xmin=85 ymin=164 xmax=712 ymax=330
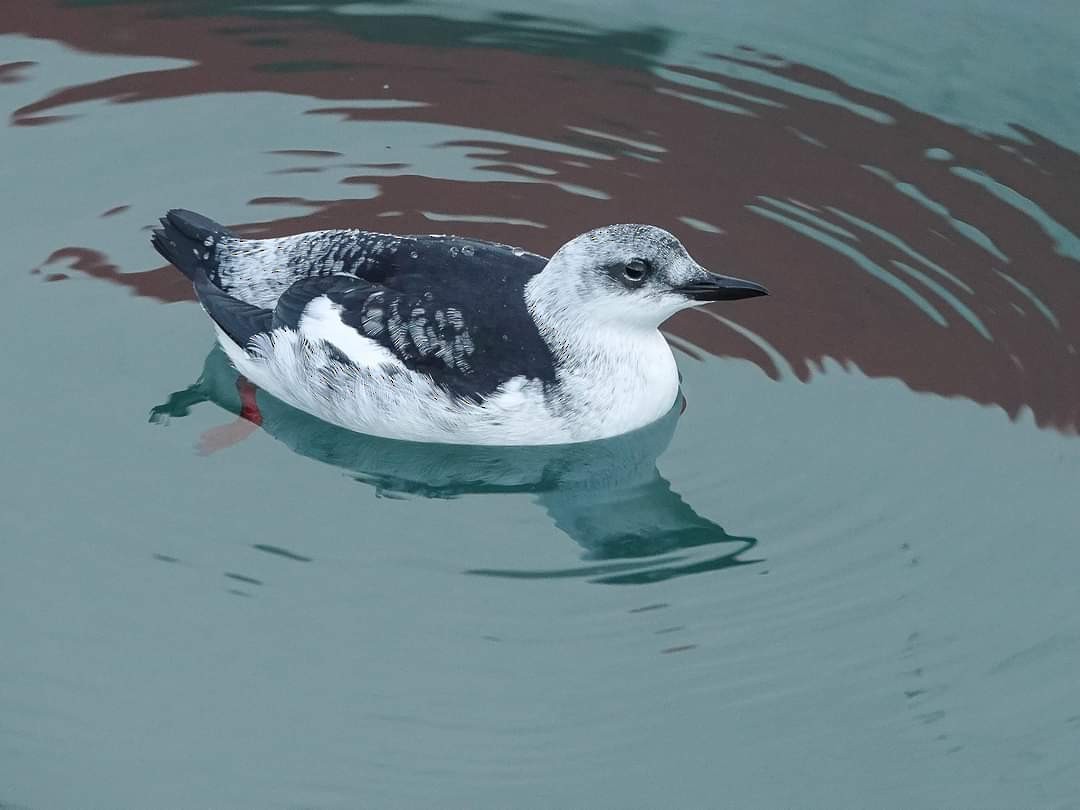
xmin=197 ymin=377 xmax=263 ymax=455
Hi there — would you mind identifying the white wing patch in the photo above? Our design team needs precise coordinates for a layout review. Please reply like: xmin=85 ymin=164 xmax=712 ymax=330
xmin=298 ymin=296 xmax=405 ymax=369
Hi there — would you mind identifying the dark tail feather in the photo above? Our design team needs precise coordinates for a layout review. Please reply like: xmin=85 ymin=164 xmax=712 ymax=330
xmin=151 ymin=209 xmax=234 ymax=282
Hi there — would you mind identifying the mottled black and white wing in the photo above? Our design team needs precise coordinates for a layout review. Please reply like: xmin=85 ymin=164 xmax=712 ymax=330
xmin=273 ymin=273 xmax=556 ymax=401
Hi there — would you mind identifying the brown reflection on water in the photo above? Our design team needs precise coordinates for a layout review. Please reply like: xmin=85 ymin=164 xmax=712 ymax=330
xmin=0 ymin=60 xmax=35 ymax=84
xmin=9 ymin=1 xmax=1080 ymax=431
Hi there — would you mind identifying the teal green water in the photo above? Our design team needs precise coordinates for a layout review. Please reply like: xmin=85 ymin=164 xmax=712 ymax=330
xmin=2 ymin=2 xmax=1079 ymax=808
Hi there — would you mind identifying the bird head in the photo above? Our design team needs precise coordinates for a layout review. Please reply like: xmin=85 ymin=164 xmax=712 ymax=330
xmin=535 ymin=224 xmax=767 ymax=329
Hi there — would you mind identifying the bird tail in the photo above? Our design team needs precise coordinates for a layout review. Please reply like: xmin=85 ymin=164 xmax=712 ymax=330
xmin=152 ymin=209 xmax=234 ymax=282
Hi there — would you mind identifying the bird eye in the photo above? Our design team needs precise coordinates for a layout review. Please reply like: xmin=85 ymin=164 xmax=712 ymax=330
xmin=622 ymin=259 xmax=649 ymax=283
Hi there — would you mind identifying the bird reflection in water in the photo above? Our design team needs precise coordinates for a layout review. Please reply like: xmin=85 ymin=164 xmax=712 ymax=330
xmin=152 ymin=347 xmax=761 ymax=585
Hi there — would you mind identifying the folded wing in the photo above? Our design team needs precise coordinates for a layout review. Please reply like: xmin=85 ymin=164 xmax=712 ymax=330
xmin=272 ymin=273 xmax=557 ymax=401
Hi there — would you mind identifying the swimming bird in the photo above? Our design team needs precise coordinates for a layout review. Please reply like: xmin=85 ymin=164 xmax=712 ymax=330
xmin=152 ymin=209 xmax=767 ymax=445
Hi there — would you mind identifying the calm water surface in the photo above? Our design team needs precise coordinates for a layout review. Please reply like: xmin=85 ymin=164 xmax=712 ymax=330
xmin=2 ymin=2 xmax=1079 ymax=808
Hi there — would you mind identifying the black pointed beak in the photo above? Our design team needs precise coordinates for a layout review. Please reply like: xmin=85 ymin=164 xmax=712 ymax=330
xmin=676 ymin=273 xmax=769 ymax=302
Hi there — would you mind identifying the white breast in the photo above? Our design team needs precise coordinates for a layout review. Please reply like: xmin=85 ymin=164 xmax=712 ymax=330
xmin=545 ymin=325 xmax=681 ymax=441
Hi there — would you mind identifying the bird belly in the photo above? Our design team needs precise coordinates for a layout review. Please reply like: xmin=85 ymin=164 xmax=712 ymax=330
xmin=213 ymin=326 xmax=582 ymax=445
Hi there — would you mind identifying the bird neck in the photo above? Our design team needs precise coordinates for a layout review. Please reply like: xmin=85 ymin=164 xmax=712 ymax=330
xmin=524 ymin=274 xmax=681 ymax=439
